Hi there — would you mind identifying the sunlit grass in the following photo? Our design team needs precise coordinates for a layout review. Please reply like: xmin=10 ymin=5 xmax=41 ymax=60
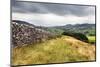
xmin=87 ymin=36 xmax=96 ymax=44
xmin=12 ymin=36 xmax=95 ymax=65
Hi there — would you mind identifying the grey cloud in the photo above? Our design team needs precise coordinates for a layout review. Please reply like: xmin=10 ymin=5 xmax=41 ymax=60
xmin=12 ymin=1 xmax=95 ymax=17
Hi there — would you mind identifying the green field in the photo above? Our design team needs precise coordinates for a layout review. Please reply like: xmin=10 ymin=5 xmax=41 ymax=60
xmin=12 ymin=36 xmax=95 ymax=65
xmin=87 ymin=36 xmax=96 ymax=44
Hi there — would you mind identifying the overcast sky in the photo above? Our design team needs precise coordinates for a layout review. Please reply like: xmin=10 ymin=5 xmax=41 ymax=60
xmin=12 ymin=0 xmax=95 ymax=27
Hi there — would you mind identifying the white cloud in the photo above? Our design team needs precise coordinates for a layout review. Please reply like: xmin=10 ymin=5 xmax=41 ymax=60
xmin=12 ymin=12 xmax=95 ymax=27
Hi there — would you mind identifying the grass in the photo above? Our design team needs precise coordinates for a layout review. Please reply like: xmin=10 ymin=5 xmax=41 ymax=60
xmin=12 ymin=36 xmax=95 ymax=66
xmin=87 ymin=36 xmax=96 ymax=44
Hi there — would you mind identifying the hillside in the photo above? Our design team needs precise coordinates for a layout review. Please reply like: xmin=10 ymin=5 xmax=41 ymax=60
xmin=12 ymin=36 xmax=95 ymax=65
xmin=12 ymin=20 xmax=96 ymax=66
xmin=46 ymin=24 xmax=95 ymax=35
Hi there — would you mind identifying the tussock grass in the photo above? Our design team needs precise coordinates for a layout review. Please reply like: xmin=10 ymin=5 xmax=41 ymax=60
xmin=12 ymin=36 xmax=95 ymax=65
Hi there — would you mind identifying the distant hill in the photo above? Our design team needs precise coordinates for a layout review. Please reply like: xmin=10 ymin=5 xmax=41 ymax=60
xmin=12 ymin=20 xmax=95 ymax=36
xmin=46 ymin=23 xmax=95 ymax=36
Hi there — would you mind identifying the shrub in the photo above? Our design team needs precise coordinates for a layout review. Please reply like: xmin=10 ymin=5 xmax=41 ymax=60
xmin=62 ymin=32 xmax=89 ymax=43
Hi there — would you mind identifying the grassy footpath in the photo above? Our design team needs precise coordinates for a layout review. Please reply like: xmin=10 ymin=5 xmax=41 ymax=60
xmin=12 ymin=36 xmax=95 ymax=65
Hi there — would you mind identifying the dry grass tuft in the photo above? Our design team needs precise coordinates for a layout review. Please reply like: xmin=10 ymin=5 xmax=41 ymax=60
xmin=12 ymin=36 xmax=95 ymax=65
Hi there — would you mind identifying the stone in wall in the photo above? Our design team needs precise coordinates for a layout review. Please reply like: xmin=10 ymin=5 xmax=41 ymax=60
xmin=12 ymin=20 xmax=54 ymax=47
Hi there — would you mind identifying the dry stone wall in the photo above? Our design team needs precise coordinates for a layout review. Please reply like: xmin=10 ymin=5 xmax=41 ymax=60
xmin=12 ymin=20 xmax=54 ymax=47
